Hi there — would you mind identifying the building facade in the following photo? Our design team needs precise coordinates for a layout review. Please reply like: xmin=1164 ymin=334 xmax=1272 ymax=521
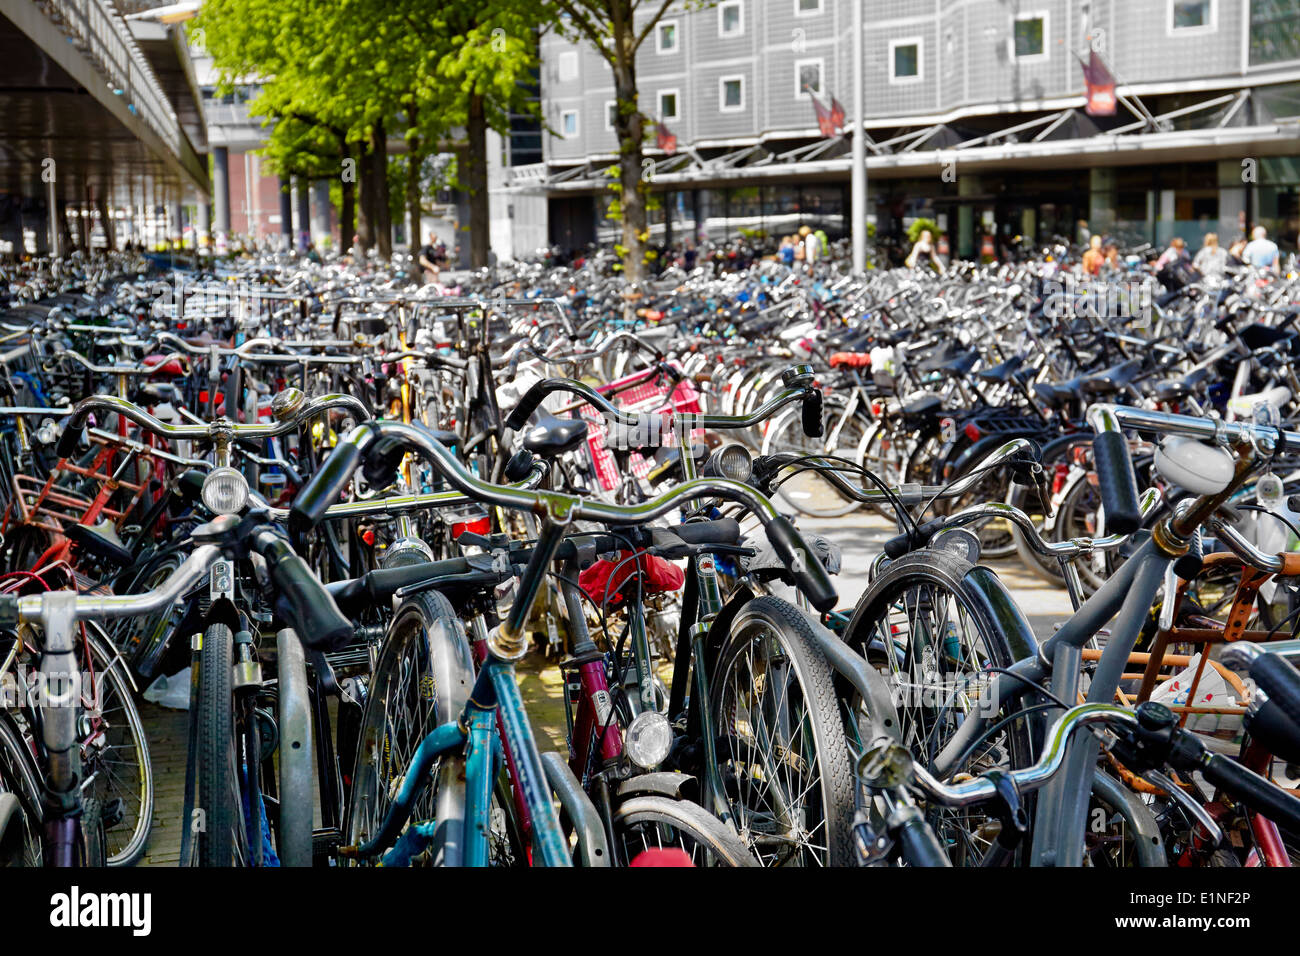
xmin=509 ymin=0 xmax=1300 ymax=260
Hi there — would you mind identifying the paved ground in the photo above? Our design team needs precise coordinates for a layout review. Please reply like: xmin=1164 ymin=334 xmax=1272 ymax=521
xmin=137 ymin=511 xmax=1074 ymax=865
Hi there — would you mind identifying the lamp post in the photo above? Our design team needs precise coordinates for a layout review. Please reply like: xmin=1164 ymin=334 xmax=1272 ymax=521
xmin=851 ymin=0 xmax=867 ymax=274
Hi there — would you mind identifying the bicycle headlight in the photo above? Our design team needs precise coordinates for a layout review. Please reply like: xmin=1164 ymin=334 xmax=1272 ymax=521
xmin=625 ymin=711 xmax=673 ymax=770
xmin=201 ymin=467 xmax=249 ymax=515
xmin=701 ymin=442 xmax=752 ymax=483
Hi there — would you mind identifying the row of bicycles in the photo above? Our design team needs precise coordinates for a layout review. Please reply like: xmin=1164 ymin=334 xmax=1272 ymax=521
xmin=0 ymin=244 xmax=1299 ymax=867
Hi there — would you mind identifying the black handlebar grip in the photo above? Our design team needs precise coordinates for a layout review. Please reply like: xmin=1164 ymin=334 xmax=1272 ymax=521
xmin=1244 ymin=698 xmax=1300 ymax=765
xmin=55 ymin=418 xmax=84 ymax=459
xmin=259 ymin=535 xmax=354 ymax=652
xmin=288 ymin=440 xmax=364 ymax=540
xmin=504 ymin=381 xmax=552 ymax=431
xmin=896 ymin=814 xmax=952 ymax=868
xmin=765 ymin=515 xmax=838 ymax=613
xmin=1250 ymin=653 xmax=1300 ymax=729
xmin=1173 ymin=527 xmax=1204 ymax=580
xmin=1201 ymin=752 xmax=1300 ymax=834
xmin=1090 ymin=430 xmax=1142 ymax=535
xmin=801 ymin=390 xmax=824 ymax=439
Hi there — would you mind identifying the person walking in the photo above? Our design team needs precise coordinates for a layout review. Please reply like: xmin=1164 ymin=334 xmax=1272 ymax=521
xmin=1155 ymin=236 xmax=1188 ymax=271
xmin=1081 ymin=235 xmax=1105 ymax=276
xmin=905 ymin=229 xmax=941 ymax=271
xmin=1242 ymin=225 xmax=1280 ymax=273
xmin=1192 ymin=232 xmax=1228 ymax=279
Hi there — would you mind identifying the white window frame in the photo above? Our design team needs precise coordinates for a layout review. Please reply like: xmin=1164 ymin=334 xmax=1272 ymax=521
xmin=794 ymin=0 xmax=822 ymax=16
xmin=718 ymin=0 xmax=744 ymax=37
xmin=557 ymin=51 xmax=579 ymax=82
xmin=1168 ymin=0 xmax=1217 ymax=36
xmin=793 ymin=57 xmax=824 ymax=99
xmin=719 ymin=75 xmax=745 ymax=113
xmin=889 ymin=37 xmax=923 ymax=84
xmin=603 ymin=100 xmax=617 ymax=131
xmin=1012 ymin=11 xmax=1050 ymax=63
xmin=560 ymin=109 xmax=579 ymax=139
xmin=655 ymin=19 xmax=680 ymax=55
xmin=658 ymin=88 xmax=680 ymax=121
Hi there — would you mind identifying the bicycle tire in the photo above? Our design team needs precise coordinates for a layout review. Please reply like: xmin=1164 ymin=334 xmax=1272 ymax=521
xmin=193 ymin=622 xmax=240 ymax=866
xmin=710 ymin=595 xmax=856 ymax=866
xmin=0 ymin=713 xmax=43 ymax=867
xmin=613 ymin=795 xmax=759 ymax=866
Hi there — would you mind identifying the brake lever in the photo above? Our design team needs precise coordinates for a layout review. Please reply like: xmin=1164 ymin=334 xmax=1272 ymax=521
xmin=1143 ymin=768 xmax=1224 ymax=850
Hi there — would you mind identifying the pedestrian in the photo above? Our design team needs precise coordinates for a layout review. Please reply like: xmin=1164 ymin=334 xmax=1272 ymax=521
xmin=905 ymin=229 xmax=941 ymax=271
xmin=1242 ymin=225 xmax=1280 ymax=273
xmin=1192 ymin=232 xmax=1227 ymax=279
xmin=1155 ymin=237 xmax=1188 ymax=271
xmin=1081 ymin=235 xmax=1105 ymax=276
xmin=800 ymin=225 xmax=819 ymax=270
xmin=418 ymin=232 xmax=444 ymax=283
xmin=779 ymin=235 xmax=795 ymax=266
xmin=1103 ymin=243 xmax=1121 ymax=273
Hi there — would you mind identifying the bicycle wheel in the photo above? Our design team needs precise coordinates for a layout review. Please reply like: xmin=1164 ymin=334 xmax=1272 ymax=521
xmin=761 ymin=399 xmax=871 ymax=519
xmin=344 ymin=590 xmax=477 ymax=866
xmin=189 ymin=622 xmax=243 ymax=866
xmin=613 ymin=796 xmax=759 ymax=866
xmin=83 ymin=626 xmax=153 ymax=867
xmin=0 ymin=713 xmax=42 ymax=867
xmin=840 ymin=549 xmax=1037 ymax=865
xmin=710 ymin=596 xmax=856 ymax=866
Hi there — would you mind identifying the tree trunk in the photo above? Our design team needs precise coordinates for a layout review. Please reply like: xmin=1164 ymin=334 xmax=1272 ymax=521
xmin=406 ymin=151 xmax=423 ymax=284
xmin=373 ymin=119 xmax=392 ymax=259
xmin=612 ymin=60 xmax=647 ymax=282
xmin=357 ymin=139 xmax=376 ymax=256
xmin=465 ymin=93 xmax=490 ymax=269
xmin=338 ymin=137 xmax=356 ymax=253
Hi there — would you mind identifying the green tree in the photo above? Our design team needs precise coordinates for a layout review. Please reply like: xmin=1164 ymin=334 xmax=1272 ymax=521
xmin=546 ymin=2 xmax=714 ymax=281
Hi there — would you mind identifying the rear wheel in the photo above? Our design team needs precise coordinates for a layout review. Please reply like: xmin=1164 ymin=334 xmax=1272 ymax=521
xmin=613 ymin=796 xmax=758 ymax=866
xmin=0 ymin=714 xmax=42 ymax=867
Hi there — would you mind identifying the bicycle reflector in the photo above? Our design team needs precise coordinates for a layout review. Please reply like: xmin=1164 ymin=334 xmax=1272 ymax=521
xmin=625 ymin=711 xmax=672 ymax=770
xmin=201 ymin=466 xmax=250 ymax=515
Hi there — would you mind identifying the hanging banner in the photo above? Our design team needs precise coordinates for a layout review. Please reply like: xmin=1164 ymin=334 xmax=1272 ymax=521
xmin=656 ymin=122 xmax=677 ymax=156
xmin=1079 ymin=50 xmax=1117 ymax=116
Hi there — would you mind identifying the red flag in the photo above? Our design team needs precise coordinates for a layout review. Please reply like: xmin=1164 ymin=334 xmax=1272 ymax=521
xmin=829 ymin=97 xmax=846 ymax=130
xmin=811 ymin=95 xmax=837 ymax=138
xmin=656 ymin=122 xmax=677 ymax=156
xmin=1079 ymin=50 xmax=1116 ymax=116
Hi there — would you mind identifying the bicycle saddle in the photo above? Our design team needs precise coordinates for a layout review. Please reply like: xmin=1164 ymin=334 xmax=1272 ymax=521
xmin=975 ymin=354 xmax=1026 ymax=384
xmin=65 ymin=520 xmax=133 ymax=568
xmin=522 ymin=411 xmax=589 ymax=457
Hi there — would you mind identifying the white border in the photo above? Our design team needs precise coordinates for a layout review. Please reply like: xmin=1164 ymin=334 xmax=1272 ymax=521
xmin=1012 ymin=11 xmax=1050 ymax=63
xmin=794 ymin=57 xmax=825 ymax=98
xmin=655 ymin=19 xmax=680 ymax=55
xmin=889 ymin=37 xmax=924 ymax=85
xmin=794 ymin=0 xmax=822 ymax=16
xmin=718 ymin=0 xmax=744 ymax=37
xmin=719 ymin=74 xmax=745 ymax=112
xmin=1168 ymin=0 xmax=1217 ymax=37
xmin=603 ymin=100 xmax=616 ymax=131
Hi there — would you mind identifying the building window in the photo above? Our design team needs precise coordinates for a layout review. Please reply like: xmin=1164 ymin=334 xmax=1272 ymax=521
xmin=720 ymin=76 xmax=745 ymax=112
xmin=890 ymin=38 xmax=922 ymax=83
xmin=795 ymin=0 xmax=822 ymax=15
xmin=794 ymin=59 xmax=823 ymax=98
xmin=656 ymin=20 xmax=679 ymax=54
xmin=1013 ymin=13 xmax=1048 ymax=60
xmin=1250 ymin=1 xmax=1300 ymax=66
xmin=1170 ymin=0 xmax=1216 ymax=34
xmin=604 ymin=101 xmax=617 ymax=131
xmin=659 ymin=90 xmax=679 ymax=120
xmin=719 ymin=1 xmax=744 ymax=37
xmin=561 ymin=109 xmax=579 ymax=138
xmin=557 ymin=51 xmax=579 ymax=82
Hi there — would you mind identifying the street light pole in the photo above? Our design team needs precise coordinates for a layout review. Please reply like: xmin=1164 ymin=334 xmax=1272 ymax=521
xmin=851 ymin=0 xmax=866 ymax=274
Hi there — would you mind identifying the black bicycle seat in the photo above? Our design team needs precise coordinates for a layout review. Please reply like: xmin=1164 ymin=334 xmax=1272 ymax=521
xmin=65 ymin=521 xmax=133 ymax=568
xmin=522 ymin=411 xmax=589 ymax=457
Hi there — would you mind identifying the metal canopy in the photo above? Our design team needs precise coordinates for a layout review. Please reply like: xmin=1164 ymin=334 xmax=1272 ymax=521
xmin=511 ymin=86 xmax=1300 ymax=195
xmin=0 ymin=0 xmax=208 ymax=206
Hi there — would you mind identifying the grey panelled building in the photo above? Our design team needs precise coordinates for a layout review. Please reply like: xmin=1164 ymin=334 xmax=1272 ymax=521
xmin=498 ymin=0 xmax=1300 ymax=261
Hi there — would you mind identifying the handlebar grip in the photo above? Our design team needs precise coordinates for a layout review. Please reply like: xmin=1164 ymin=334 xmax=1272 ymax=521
xmin=765 ymin=515 xmax=838 ymax=613
xmin=895 ymin=814 xmax=952 ymax=868
xmin=1201 ymin=751 xmax=1300 ymax=833
xmin=801 ymin=390 xmax=823 ymax=439
xmin=1244 ymin=698 xmax=1300 ymax=765
xmin=55 ymin=418 xmax=83 ymax=459
xmin=1250 ymin=653 xmax=1300 ymax=729
xmin=288 ymin=440 xmax=363 ymax=539
xmin=258 ymin=535 xmax=354 ymax=652
xmin=1091 ymin=430 xmax=1142 ymax=535
xmin=504 ymin=381 xmax=551 ymax=431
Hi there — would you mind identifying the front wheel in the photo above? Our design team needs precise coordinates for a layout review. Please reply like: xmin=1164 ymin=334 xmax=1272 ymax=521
xmin=613 ymin=796 xmax=758 ymax=866
xmin=710 ymin=596 xmax=856 ymax=866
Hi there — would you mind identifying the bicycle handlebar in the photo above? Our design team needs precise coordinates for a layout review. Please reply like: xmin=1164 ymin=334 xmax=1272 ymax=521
xmin=291 ymin=420 xmax=839 ymax=612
